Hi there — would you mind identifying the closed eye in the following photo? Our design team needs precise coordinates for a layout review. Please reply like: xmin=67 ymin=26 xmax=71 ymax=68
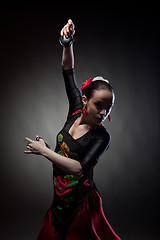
xmin=94 ymin=102 xmax=103 ymax=110
xmin=95 ymin=102 xmax=111 ymax=112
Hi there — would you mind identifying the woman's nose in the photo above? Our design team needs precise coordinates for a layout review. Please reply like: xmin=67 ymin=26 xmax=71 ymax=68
xmin=100 ymin=108 xmax=107 ymax=117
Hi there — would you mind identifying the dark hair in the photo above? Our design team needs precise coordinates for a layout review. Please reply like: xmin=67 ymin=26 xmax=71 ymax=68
xmin=84 ymin=80 xmax=114 ymax=100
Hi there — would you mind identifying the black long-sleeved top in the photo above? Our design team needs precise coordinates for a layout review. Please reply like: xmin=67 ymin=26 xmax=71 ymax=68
xmin=54 ymin=69 xmax=110 ymax=176
xmin=51 ymin=68 xmax=111 ymax=228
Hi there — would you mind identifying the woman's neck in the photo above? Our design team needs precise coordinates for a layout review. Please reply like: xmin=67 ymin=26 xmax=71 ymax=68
xmin=78 ymin=114 xmax=98 ymax=129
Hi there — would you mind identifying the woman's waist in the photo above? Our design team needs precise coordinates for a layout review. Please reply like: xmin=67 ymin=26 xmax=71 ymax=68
xmin=53 ymin=169 xmax=94 ymax=196
xmin=53 ymin=172 xmax=94 ymax=190
xmin=53 ymin=172 xmax=95 ymax=213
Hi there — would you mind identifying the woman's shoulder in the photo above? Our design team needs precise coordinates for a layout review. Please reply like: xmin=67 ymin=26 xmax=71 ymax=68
xmin=94 ymin=125 xmax=111 ymax=142
xmin=89 ymin=125 xmax=111 ymax=151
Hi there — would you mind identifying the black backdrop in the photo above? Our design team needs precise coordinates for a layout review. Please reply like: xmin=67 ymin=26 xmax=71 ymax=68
xmin=0 ymin=4 xmax=159 ymax=240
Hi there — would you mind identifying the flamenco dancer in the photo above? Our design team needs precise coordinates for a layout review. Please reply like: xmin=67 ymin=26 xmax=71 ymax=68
xmin=24 ymin=19 xmax=121 ymax=240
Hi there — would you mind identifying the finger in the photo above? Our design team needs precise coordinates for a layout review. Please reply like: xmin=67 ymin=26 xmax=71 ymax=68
xmin=39 ymin=138 xmax=44 ymax=142
xmin=61 ymin=26 xmax=65 ymax=36
xmin=27 ymin=142 xmax=32 ymax=146
xmin=70 ymin=28 xmax=75 ymax=36
xmin=39 ymin=139 xmax=45 ymax=146
xmin=68 ymin=19 xmax=72 ymax=25
xmin=24 ymin=150 xmax=32 ymax=154
xmin=27 ymin=145 xmax=32 ymax=150
xmin=66 ymin=25 xmax=70 ymax=34
xmin=64 ymin=26 xmax=68 ymax=38
xmin=25 ymin=137 xmax=33 ymax=143
xmin=68 ymin=19 xmax=75 ymax=31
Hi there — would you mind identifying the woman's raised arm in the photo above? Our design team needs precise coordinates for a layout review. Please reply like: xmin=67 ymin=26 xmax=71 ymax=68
xmin=60 ymin=19 xmax=75 ymax=70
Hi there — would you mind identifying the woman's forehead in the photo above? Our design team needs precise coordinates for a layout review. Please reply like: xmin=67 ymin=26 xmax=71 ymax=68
xmin=92 ymin=89 xmax=113 ymax=101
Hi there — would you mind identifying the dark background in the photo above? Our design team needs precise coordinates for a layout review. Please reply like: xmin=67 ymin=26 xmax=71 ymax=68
xmin=0 ymin=4 xmax=159 ymax=240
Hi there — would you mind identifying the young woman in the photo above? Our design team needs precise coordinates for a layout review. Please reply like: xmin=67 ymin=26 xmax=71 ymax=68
xmin=24 ymin=19 xmax=121 ymax=240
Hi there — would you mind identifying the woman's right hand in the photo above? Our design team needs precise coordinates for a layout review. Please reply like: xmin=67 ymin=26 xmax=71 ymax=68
xmin=60 ymin=19 xmax=75 ymax=39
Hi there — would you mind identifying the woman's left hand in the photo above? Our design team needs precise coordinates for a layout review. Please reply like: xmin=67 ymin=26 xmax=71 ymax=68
xmin=24 ymin=135 xmax=46 ymax=155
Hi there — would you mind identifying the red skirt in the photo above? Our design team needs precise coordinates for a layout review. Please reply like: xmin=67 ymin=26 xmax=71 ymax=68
xmin=37 ymin=187 xmax=121 ymax=240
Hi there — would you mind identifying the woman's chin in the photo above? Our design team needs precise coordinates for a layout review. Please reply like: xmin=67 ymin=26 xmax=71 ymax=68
xmin=95 ymin=118 xmax=103 ymax=124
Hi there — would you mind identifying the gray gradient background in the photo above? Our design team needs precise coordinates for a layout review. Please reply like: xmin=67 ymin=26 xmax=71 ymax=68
xmin=0 ymin=4 xmax=159 ymax=240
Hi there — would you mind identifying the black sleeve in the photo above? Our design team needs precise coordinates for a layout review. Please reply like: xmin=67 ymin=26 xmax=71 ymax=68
xmin=62 ymin=69 xmax=83 ymax=118
xmin=80 ymin=130 xmax=111 ymax=174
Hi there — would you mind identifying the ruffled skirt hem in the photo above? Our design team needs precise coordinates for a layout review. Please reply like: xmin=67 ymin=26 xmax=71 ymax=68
xmin=37 ymin=187 xmax=121 ymax=240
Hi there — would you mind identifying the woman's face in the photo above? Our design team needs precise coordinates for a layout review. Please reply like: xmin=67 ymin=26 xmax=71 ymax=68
xmin=83 ymin=89 xmax=114 ymax=125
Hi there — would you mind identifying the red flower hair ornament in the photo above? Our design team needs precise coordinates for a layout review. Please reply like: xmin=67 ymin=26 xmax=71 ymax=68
xmin=81 ymin=78 xmax=93 ymax=94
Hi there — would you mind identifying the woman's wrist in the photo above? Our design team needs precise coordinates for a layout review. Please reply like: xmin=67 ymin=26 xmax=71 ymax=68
xmin=41 ymin=145 xmax=50 ymax=158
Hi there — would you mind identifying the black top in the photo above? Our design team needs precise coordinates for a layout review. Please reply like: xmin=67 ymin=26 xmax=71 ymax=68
xmin=53 ymin=68 xmax=111 ymax=177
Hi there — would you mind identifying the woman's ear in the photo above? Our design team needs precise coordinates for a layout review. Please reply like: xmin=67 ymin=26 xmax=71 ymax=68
xmin=82 ymin=95 xmax=88 ymax=107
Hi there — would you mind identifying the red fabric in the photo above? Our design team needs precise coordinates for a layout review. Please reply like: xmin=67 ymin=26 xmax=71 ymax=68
xmin=37 ymin=188 xmax=121 ymax=240
xmin=37 ymin=210 xmax=60 ymax=240
xmin=108 ymin=114 xmax=111 ymax=122
xmin=81 ymin=78 xmax=93 ymax=94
